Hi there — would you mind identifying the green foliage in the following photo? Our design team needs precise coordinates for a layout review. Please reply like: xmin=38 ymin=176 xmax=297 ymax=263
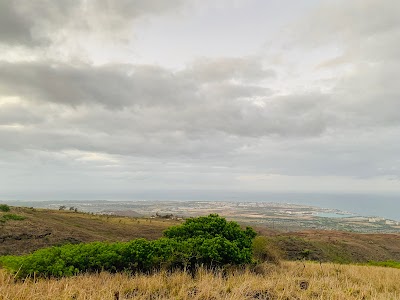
xmin=252 ymin=236 xmax=281 ymax=265
xmin=0 ymin=214 xmax=257 ymax=279
xmin=300 ymin=249 xmax=313 ymax=259
xmin=0 ymin=204 xmax=10 ymax=212
xmin=1 ymin=214 xmax=25 ymax=221
xmin=164 ymin=214 xmax=256 ymax=248
xmin=367 ymin=260 xmax=400 ymax=269
xmin=164 ymin=214 xmax=256 ymax=266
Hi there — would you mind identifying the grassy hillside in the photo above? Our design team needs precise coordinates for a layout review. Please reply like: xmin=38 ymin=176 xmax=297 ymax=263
xmin=1 ymin=206 xmax=400 ymax=299
xmin=257 ymin=229 xmax=400 ymax=263
xmin=0 ymin=206 xmax=179 ymax=256
xmin=1 ymin=205 xmax=400 ymax=264
xmin=0 ymin=261 xmax=399 ymax=299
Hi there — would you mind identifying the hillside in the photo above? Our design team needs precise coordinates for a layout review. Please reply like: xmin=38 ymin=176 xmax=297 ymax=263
xmin=0 ymin=206 xmax=179 ymax=256
xmin=1 ymin=206 xmax=400 ymax=264
xmin=255 ymin=228 xmax=400 ymax=263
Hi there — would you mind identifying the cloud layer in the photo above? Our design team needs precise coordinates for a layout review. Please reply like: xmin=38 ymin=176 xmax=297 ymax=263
xmin=1 ymin=0 xmax=400 ymax=199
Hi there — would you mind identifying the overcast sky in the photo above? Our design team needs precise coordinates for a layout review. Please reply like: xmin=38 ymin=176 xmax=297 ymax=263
xmin=1 ymin=0 xmax=400 ymax=202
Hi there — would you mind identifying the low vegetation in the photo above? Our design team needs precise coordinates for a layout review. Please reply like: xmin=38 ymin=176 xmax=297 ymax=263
xmin=252 ymin=236 xmax=282 ymax=265
xmin=0 ymin=204 xmax=10 ymax=212
xmin=367 ymin=260 xmax=400 ymax=269
xmin=0 ymin=214 xmax=256 ymax=279
xmin=0 ymin=204 xmax=25 ymax=223
xmin=1 ymin=213 xmax=25 ymax=221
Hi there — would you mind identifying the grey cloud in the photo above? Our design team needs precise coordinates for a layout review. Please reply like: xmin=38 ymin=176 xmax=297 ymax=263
xmin=296 ymin=0 xmax=400 ymax=66
xmin=88 ymin=0 xmax=184 ymax=20
xmin=326 ymin=63 xmax=400 ymax=128
xmin=0 ymin=62 xmax=195 ymax=108
xmin=0 ymin=102 xmax=43 ymax=125
xmin=202 ymin=83 xmax=271 ymax=99
xmin=0 ymin=0 xmax=184 ymax=47
xmin=0 ymin=58 xmax=329 ymax=140
xmin=0 ymin=1 xmax=35 ymax=45
xmin=4 ymin=52 xmax=399 ymax=163
xmin=0 ymin=0 xmax=79 ymax=46
xmin=290 ymin=0 xmax=400 ymax=128
xmin=184 ymin=57 xmax=275 ymax=82
xmin=298 ymin=0 xmax=400 ymax=45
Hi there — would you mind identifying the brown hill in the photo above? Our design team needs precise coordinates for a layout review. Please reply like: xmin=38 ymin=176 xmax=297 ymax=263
xmin=255 ymin=227 xmax=400 ymax=263
xmin=0 ymin=206 xmax=178 ymax=255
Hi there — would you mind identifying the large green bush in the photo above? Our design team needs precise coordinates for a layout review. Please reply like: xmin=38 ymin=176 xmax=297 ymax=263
xmin=164 ymin=214 xmax=256 ymax=266
xmin=0 ymin=214 xmax=257 ymax=279
xmin=164 ymin=214 xmax=256 ymax=247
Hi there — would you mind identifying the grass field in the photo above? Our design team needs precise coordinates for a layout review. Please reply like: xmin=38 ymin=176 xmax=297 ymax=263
xmin=0 ymin=261 xmax=399 ymax=299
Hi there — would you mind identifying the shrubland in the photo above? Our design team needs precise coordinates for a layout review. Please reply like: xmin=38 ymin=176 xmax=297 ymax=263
xmin=0 ymin=204 xmax=25 ymax=224
xmin=0 ymin=214 xmax=256 ymax=279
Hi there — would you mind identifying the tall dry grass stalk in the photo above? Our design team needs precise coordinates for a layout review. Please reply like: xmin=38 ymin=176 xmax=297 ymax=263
xmin=0 ymin=261 xmax=399 ymax=299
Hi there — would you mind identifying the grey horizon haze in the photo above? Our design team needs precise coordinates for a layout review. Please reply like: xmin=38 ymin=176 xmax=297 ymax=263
xmin=0 ymin=0 xmax=399 ymax=219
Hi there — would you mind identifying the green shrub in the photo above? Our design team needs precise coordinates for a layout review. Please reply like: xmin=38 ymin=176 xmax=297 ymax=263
xmin=300 ymin=249 xmax=313 ymax=259
xmin=0 ymin=214 xmax=257 ymax=279
xmin=252 ymin=236 xmax=281 ymax=265
xmin=164 ymin=214 xmax=256 ymax=248
xmin=367 ymin=260 xmax=400 ymax=269
xmin=2 ymin=214 xmax=25 ymax=221
xmin=164 ymin=214 xmax=256 ymax=267
xmin=0 ymin=204 xmax=10 ymax=212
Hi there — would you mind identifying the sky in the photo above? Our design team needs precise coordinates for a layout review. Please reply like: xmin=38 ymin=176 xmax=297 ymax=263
xmin=1 ymin=0 xmax=400 ymax=204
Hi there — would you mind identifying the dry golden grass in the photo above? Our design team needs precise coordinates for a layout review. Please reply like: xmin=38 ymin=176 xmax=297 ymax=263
xmin=1 ymin=261 xmax=399 ymax=300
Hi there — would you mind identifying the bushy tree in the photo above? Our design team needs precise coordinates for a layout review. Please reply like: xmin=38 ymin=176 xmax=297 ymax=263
xmin=164 ymin=214 xmax=256 ymax=246
xmin=164 ymin=214 xmax=256 ymax=267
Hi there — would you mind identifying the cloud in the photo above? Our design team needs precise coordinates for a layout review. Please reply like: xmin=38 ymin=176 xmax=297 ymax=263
xmin=0 ymin=99 xmax=43 ymax=125
xmin=184 ymin=56 xmax=275 ymax=83
xmin=0 ymin=62 xmax=191 ymax=108
xmin=0 ymin=1 xmax=36 ymax=45
xmin=286 ymin=0 xmax=400 ymax=128
xmin=0 ymin=0 xmax=79 ymax=46
xmin=297 ymin=0 xmax=400 ymax=47
xmin=0 ymin=0 xmax=184 ymax=47
xmin=1 ymin=0 xmax=400 ymax=199
xmin=0 ymin=56 xmax=331 ymax=143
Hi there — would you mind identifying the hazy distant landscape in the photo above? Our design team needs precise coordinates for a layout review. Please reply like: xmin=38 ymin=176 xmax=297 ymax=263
xmin=4 ymin=199 xmax=400 ymax=233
